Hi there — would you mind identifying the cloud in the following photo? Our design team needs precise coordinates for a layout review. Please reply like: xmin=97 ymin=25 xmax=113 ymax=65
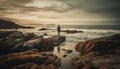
xmin=0 ymin=0 xmax=119 ymax=24
xmin=0 ymin=0 xmax=71 ymax=14
xmin=0 ymin=0 xmax=33 ymax=14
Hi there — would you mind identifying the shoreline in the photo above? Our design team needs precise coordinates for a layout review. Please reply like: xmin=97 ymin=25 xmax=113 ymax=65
xmin=0 ymin=27 xmax=119 ymax=69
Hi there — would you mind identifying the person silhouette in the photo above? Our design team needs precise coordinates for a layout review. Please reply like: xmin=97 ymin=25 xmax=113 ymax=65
xmin=57 ymin=25 xmax=61 ymax=53
xmin=57 ymin=25 xmax=61 ymax=37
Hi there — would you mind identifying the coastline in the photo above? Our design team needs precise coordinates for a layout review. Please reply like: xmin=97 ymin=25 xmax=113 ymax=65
xmin=0 ymin=24 xmax=120 ymax=69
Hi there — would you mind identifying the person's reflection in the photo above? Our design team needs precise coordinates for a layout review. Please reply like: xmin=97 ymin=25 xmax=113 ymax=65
xmin=57 ymin=44 xmax=60 ymax=53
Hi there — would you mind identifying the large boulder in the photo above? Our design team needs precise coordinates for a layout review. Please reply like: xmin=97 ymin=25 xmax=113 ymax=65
xmin=0 ymin=31 xmax=36 ymax=55
xmin=75 ymin=34 xmax=120 ymax=55
xmin=0 ymin=49 xmax=60 ymax=69
xmin=22 ymin=37 xmax=54 ymax=51
xmin=71 ymin=34 xmax=120 ymax=69
xmin=0 ymin=31 xmax=66 ymax=55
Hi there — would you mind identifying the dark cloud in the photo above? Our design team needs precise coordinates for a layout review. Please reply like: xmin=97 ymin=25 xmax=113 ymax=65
xmin=0 ymin=0 xmax=33 ymax=14
xmin=58 ymin=0 xmax=120 ymax=20
xmin=0 ymin=0 xmax=119 ymax=23
xmin=78 ymin=0 xmax=120 ymax=19
xmin=0 ymin=0 xmax=71 ymax=15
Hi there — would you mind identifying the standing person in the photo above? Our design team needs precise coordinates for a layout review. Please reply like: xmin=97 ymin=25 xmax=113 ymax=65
xmin=57 ymin=25 xmax=61 ymax=37
xmin=57 ymin=25 xmax=61 ymax=53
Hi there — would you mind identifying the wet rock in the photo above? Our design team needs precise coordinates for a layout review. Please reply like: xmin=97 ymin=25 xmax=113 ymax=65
xmin=61 ymin=30 xmax=84 ymax=33
xmin=75 ymin=34 xmax=120 ymax=55
xmin=39 ymin=64 xmax=57 ymax=69
xmin=12 ymin=63 xmax=57 ymax=69
xmin=22 ymin=33 xmax=35 ymax=42
xmin=39 ymin=28 xmax=50 ymax=31
xmin=73 ymin=34 xmax=120 ymax=69
xmin=53 ymin=36 xmax=66 ymax=46
xmin=115 ymin=48 xmax=120 ymax=55
xmin=82 ymin=62 xmax=95 ymax=69
xmin=0 ymin=30 xmax=66 ymax=55
xmin=8 ymin=31 xmax=24 ymax=38
xmin=12 ymin=63 xmax=40 ymax=69
xmin=62 ymin=54 xmax=67 ymax=58
xmin=100 ymin=66 xmax=116 ymax=69
xmin=62 ymin=49 xmax=73 ymax=54
xmin=0 ymin=51 xmax=47 ymax=68
xmin=0 ymin=31 xmax=16 ymax=38
xmin=70 ymin=57 xmax=84 ymax=69
xmin=54 ymin=58 xmax=61 ymax=66
xmin=46 ymin=54 xmax=58 ymax=64
xmin=0 ymin=50 xmax=60 ymax=69
xmin=0 ymin=32 xmax=36 ymax=55
xmin=20 ymin=37 xmax=55 ymax=52
xmin=43 ymin=33 xmax=48 ymax=36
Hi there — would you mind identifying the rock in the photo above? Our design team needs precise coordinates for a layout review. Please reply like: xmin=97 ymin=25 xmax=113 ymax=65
xmin=81 ymin=62 xmax=94 ymax=69
xmin=115 ymin=48 xmax=120 ymax=55
xmin=73 ymin=34 xmax=120 ymax=69
xmin=70 ymin=57 xmax=84 ymax=69
xmin=0 ymin=50 xmax=60 ymax=69
xmin=54 ymin=58 xmax=61 ymax=66
xmin=39 ymin=64 xmax=57 ymax=69
xmin=0 ymin=32 xmax=36 ymax=55
xmin=47 ymin=64 xmax=57 ymax=69
xmin=21 ymin=37 xmax=55 ymax=52
xmin=0 ymin=30 xmax=66 ymax=55
xmin=100 ymin=66 xmax=115 ymax=69
xmin=61 ymin=30 xmax=84 ymax=33
xmin=39 ymin=28 xmax=50 ymax=31
xmin=45 ymin=54 xmax=58 ymax=64
xmin=52 ymin=36 xmax=66 ymax=46
xmin=75 ymin=34 xmax=120 ymax=55
xmin=62 ymin=49 xmax=73 ymax=54
xmin=91 ymin=55 xmax=120 ymax=68
xmin=0 ymin=51 xmax=47 ymax=68
xmin=62 ymin=54 xmax=67 ymax=57
xmin=12 ymin=63 xmax=40 ymax=69
xmin=22 ymin=33 xmax=35 ymax=42
xmin=0 ymin=31 xmax=16 ymax=38
xmin=12 ymin=63 xmax=57 ymax=69
xmin=0 ymin=19 xmax=33 ymax=29
xmin=43 ymin=33 xmax=48 ymax=36
xmin=8 ymin=31 xmax=24 ymax=38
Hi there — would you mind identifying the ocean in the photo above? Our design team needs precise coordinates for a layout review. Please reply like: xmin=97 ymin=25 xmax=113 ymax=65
xmin=2 ymin=24 xmax=120 ymax=69
xmin=19 ymin=24 xmax=120 ymax=43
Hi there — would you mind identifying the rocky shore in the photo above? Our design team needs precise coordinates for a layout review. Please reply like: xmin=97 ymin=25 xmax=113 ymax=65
xmin=70 ymin=34 xmax=120 ymax=69
xmin=0 ymin=30 xmax=65 ymax=69
xmin=0 ymin=29 xmax=120 ymax=69
xmin=0 ymin=19 xmax=33 ymax=29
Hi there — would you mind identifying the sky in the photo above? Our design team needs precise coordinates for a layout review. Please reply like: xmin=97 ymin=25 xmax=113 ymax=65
xmin=0 ymin=0 xmax=120 ymax=25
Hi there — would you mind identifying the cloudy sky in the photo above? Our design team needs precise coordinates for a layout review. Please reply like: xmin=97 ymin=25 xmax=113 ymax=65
xmin=0 ymin=0 xmax=120 ymax=25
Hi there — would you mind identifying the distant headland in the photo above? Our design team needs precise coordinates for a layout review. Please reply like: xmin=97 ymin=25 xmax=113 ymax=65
xmin=0 ymin=19 xmax=33 ymax=29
